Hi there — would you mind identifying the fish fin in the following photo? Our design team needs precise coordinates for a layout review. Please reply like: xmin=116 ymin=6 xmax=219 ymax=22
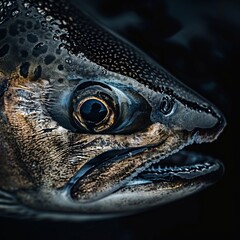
xmin=0 ymin=190 xmax=35 ymax=219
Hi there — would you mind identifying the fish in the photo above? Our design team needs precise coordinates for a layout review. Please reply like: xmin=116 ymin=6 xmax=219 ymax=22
xmin=0 ymin=0 xmax=226 ymax=221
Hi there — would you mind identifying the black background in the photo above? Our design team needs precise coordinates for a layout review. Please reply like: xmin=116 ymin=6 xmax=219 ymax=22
xmin=0 ymin=0 xmax=237 ymax=239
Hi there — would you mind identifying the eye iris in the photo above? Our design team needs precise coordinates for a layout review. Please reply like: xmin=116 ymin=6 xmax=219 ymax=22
xmin=80 ymin=99 xmax=108 ymax=124
xmin=160 ymin=96 xmax=173 ymax=115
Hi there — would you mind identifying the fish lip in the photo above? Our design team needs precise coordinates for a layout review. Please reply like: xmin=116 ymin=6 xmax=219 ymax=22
xmin=62 ymin=146 xmax=150 ymax=194
xmin=63 ymin=141 xmax=224 ymax=201
xmin=195 ymin=110 xmax=227 ymax=143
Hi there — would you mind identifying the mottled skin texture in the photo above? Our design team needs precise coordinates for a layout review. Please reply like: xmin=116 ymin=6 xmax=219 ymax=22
xmin=0 ymin=0 xmax=226 ymax=220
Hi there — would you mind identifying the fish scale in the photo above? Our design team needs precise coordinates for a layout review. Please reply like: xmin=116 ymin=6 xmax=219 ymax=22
xmin=0 ymin=0 xmax=226 ymax=220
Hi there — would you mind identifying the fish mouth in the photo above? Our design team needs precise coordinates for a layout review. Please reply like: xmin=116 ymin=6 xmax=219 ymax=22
xmin=65 ymin=139 xmax=224 ymax=203
xmin=129 ymin=150 xmax=224 ymax=185
xmin=64 ymin=110 xmax=226 ymax=203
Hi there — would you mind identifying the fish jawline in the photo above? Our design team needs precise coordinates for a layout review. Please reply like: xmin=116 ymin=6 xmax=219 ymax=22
xmin=127 ymin=150 xmax=224 ymax=185
xmin=65 ymin=135 xmax=223 ymax=202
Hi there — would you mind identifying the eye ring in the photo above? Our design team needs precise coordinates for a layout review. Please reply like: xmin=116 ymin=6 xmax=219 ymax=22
xmin=72 ymin=93 xmax=116 ymax=133
xmin=75 ymin=96 xmax=110 ymax=127
xmin=67 ymin=80 xmax=151 ymax=134
xmin=78 ymin=97 xmax=110 ymax=125
xmin=159 ymin=96 xmax=175 ymax=115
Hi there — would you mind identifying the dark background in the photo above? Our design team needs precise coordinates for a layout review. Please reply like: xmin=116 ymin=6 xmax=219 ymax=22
xmin=0 ymin=0 xmax=237 ymax=239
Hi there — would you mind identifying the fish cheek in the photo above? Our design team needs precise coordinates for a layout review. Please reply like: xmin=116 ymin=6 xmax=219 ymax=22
xmin=0 ymin=114 xmax=33 ymax=191
xmin=70 ymin=124 xmax=185 ymax=202
xmin=2 ymin=82 xmax=88 ymax=189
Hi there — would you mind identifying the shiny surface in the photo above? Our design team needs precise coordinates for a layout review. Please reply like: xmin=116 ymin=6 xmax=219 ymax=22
xmin=79 ymin=99 xmax=108 ymax=124
xmin=0 ymin=0 xmax=228 ymax=222
xmin=0 ymin=0 xmax=236 ymax=237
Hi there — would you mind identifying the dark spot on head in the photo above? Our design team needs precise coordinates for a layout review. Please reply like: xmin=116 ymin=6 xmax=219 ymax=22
xmin=58 ymin=78 xmax=64 ymax=83
xmin=34 ymin=21 xmax=41 ymax=30
xmin=27 ymin=33 xmax=38 ymax=43
xmin=19 ymin=38 xmax=25 ymax=44
xmin=20 ymin=62 xmax=30 ymax=78
xmin=0 ymin=44 xmax=10 ymax=57
xmin=56 ymin=48 xmax=61 ymax=55
xmin=9 ymin=24 xmax=18 ymax=36
xmin=0 ymin=29 xmax=7 ymax=41
xmin=26 ymin=21 xmax=33 ymax=29
xmin=58 ymin=64 xmax=64 ymax=71
xmin=32 ymin=65 xmax=42 ymax=81
xmin=20 ymin=50 xmax=28 ymax=58
xmin=9 ymin=20 xmax=26 ymax=36
xmin=44 ymin=55 xmax=56 ymax=65
xmin=32 ymin=43 xmax=48 ymax=57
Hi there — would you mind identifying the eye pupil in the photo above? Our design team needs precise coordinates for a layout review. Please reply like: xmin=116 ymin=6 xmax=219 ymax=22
xmin=80 ymin=99 xmax=108 ymax=124
xmin=160 ymin=96 xmax=174 ymax=115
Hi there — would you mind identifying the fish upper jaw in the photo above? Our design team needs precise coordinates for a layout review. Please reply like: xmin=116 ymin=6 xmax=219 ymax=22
xmin=194 ymin=111 xmax=226 ymax=144
xmin=148 ymin=74 xmax=227 ymax=145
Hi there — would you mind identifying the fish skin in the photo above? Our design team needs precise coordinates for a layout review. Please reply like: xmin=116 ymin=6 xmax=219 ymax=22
xmin=0 ymin=0 xmax=226 ymax=220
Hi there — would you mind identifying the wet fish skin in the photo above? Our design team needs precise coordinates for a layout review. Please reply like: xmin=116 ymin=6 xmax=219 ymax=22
xmin=0 ymin=0 xmax=226 ymax=220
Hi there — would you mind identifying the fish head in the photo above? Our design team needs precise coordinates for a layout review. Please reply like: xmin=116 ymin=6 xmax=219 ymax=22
xmin=0 ymin=0 xmax=226 ymax=220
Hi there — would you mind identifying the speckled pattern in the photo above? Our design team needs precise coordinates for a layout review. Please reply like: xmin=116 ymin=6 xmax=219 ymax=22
xmin=0 ymin=0 xmax=222 ymax=114
xmin=0 ymin=0 xmax=226 ymax=220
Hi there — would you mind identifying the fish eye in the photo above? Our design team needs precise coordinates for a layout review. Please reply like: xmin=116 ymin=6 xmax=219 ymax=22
xmin=72 ymin=95 xmax=116 ymax=133
xmin=159 ymin=96 xmax=175 ymax=115
xmin=60 ymin=81 xmax=152 ymax=134
xmin=70 ymin=82 xmax=119 ymax=133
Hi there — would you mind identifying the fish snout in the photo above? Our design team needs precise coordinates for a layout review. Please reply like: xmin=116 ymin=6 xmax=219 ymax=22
xmin=193 ymin=106 xmax=227 ymax=143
